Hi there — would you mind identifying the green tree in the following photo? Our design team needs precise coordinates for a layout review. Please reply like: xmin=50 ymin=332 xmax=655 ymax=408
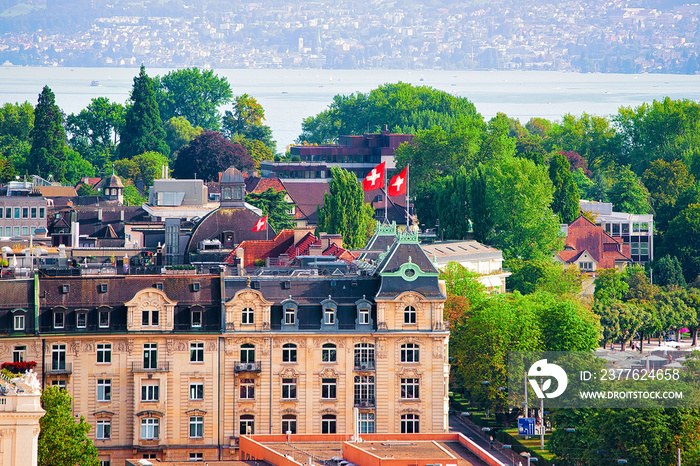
xmin=163 ymin=116 xmax=203 ymax=158
xmin=119 ymin=65 xmax=170 ymax=159
xmin=607 ymin=165 xmax=652 ymax=214
xmin=63 ymin=147 xmax=95 ymax=186
xmin=317 ymin=166 xmax=376 ymax=249
xmin=507 ymin=259 xmax=582 ymax=296
xmin=156 ymin=67 xmax=232 ymax=130
xmin=546 ymin=113 xmax=619 ymax=169
xmin=232 ymin=135 xmax=275 ymax=170
xmin=39 ymin=386 xmax=99 ymax=466
xmin=172 ymin=131 xmax=253 ymax=182
xmin=594 ymin=268 xmax=630 ymax=306
xmin=652 ymin=255 xmax=687 ymax=288
xmin=642 ymin=159 xmax=694 ymax=234
xmin=0 ymin=102 xmax=34 ymax=175
xmin=482 ymin=156 xmax=563 ymax=260
xmin=534 ymin=292 xmax=601 ymax=351
xmin=245 ymin=188 xmax=296 ymax=233
xmin=29 ymin=85 xmax=66 ymax=180
xmin=65 ymin=97 xmax=125 ymax=169
xmin=663 ymin=203 xmax=700 ymax=283
xmin=549 ymin=151 xmax=581 ymax=223
xmin=123 ymin=184 xmax=146 ymax=206
xmin=435 ymin=167 xmax=470 ymax=240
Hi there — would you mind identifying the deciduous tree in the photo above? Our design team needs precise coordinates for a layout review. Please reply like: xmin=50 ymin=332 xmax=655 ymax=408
xmin=549 ymin=151 xmax=580 ymax=223
xmin=172 ymin=131 xmax=253 ymax=182
xmin=65 ymin=97 xmax=124 ymax=169
xmin=607 ymin=165 xmax=652 ymax=214
xmin=163 ymin=116 xmax=203 ymax=158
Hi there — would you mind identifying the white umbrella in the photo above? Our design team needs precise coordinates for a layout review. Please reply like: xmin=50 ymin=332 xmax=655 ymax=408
xmin=667 ymin=342 xmax=681 ymax=348
xmin=664 ymin=361 xmax=683 ymax=368
xmin=644 ymin=355 xmax=667 ymax=361
xmin=652 ymin=345 xmax=675 ymax=352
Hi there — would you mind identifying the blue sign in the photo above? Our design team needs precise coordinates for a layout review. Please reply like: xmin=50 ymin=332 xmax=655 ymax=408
xmin=518 ymin=417 xmax=536 ymax=436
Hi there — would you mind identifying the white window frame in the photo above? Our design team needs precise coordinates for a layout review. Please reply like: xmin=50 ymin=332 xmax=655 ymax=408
xmin=401 ymin=413 xmax=419 ymax=433
xmin=322 ymin=343 xmax=336 ymax=363
xmin=191 ymin=309 xmax=202 ymax=328
xmin=284 ymin=307 xmax=296 ymax=325
xmin=281 ymin=415 xmax=297 ymax=434
xmin=143 ymin=343 xmax=157 ymax=369
xmin=13 ymin=314 xmax=25 ymax=331
xmin=54 ymin=311 xmax=65 ymax=329
xmin=321 ymin=378 xmax=337 ymax=400
xmin=189 ymin=452 xmax=203 ymax=462
xmin=13 ymin=345 xmax=26 ymax=362
xmin=142 ymin=309 xmax=159 ymax=327
xmin=190 ymin=382 xmax=204 ymax=401
xmin=141 ymin=418 xmax=159 ymax=440
xmin=77 ymin=311 xmax=87 ymax=329
xmin=96 ymin=420 xmax=111 ymax=440
xmin=240 ymin=344 xmax=255 ymax=363
xmin=359 ymin=412 xmax=375 ymax=434
xmin=324 ymin=307 xmax=335 ymax=325
xmin=282 ymin=343 xmax=297 ymax=363
xmin=189 ymin=416 xmax=204 ymax=439
xmin=97 ymin=379 xmax=111 ymax=402
xmin=190 ymin=342 xmax=204 ymax=363
xmin=142 ymin=384 xmax=159 ymax=402
xmin=400 ymin=378 xmax=420 ymax=399
xmin=359 ymin=308 xmax=370 ymax=325
xmin=242 ymin=307 xmax=254 ymax=325
xmin=400 ymin=343 xmax=420 ymax=363
xmin=281 ymin=378 xmax=297 ymax=400
xmin=240 ymin=378 xmax=255 ymax=399
xmin=403 ymin=305 xmax=417 ymax=324
xmin=97 ymin=343 xmax=111 ymax=364
xmin=322 ymin=414 xmax=336 ymax=434
xmin=99 ymin=310 xmax=110 ymax=328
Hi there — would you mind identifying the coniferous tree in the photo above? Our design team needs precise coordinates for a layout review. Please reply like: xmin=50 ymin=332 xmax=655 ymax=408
xmin=245 ymin=188 xmax=296 ymax=233
xmin=549 ymin=151 xmax=580 ymax=223
xmin=29 ymin=85 xmax=67 ymax=180
xmin=317 ymin=166 xmax=375 ymax=249
xmin=119 ymin=65 xmax=169 ymax=159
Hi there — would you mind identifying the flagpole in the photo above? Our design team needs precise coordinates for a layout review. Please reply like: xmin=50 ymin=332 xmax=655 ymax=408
xmin=406 ymin=164 xmax=410 ymax=230
xmin=384 ymin=163 xmax=388 ymax=223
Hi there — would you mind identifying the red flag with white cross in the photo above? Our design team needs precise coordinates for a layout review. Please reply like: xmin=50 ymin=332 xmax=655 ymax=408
xmin=251 ymin=216 xmax=267 ymax=232
xmin=362 ymin=162 xmax=385 ymax=191
xmin=388 ymin=167 xmax=408 ymax=196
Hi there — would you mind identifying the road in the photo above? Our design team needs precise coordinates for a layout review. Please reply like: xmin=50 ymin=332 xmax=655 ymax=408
xmin=449 ymin=412 xmax=525 ymax=466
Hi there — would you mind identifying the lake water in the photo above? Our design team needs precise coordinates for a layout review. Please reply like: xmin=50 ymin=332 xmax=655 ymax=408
xmin=2 ymin=67 xmax=700 ymax=150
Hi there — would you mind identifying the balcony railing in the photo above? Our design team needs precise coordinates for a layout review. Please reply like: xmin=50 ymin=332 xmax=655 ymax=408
xmin=354 ymin=360 xmax=376 ymax=371
xmin=131 ymin=361 xmax=170 ymax=373
xmin=45 ymin=362 xmax=72 ymax=374
xmin=234 ymin=361 xmax=262 ymax=373
xmin=354 ymin=398 xmax=375 ymax=408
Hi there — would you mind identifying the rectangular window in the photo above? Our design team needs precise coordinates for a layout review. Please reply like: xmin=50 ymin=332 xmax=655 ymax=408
xmin=240 ymin=416 xmax=255 ymax=436
xmin=142 ymin=310 xmax=159 ymax=327
xmin=400 ymin=344 xmax=420 ymax=363
xmin=324 ymin=308 xmax=335 ymax=325
xmin=404 ymin=306 xmax=417 ymax=324
xmin=13 ymin=314 xmax=25 ymax=331
xmin=612 ymin=223 xmax=620 ymax=235
xmin=31 ymin=207 xmax=37 ymax=219
xmin=284 ymin=307 xmax=295 ymax=325
xmin=39 ymin=207 xmax=45 ymax=219
xmin=354 ymin=375 xmax=375 ymax=406
xmin=631 ymin=242 xmax=640 ymax=255
xmin=240 ymin=378 xmax=255 ymax=399
xmin=5 ymin=226 xmax=10 ymax=236
xmin=54 ymin=311 xmax=65 ymax=329
xmin=282 ymin=378 xmax=297 ymax=399
xmin=99 ymin=311 xmax=110 ymax=328
xmin=282 ymin=416 xmax=297 ymax=435
xmin=97 ymin=343 xmax=111 ymax=364
xmin=641 ymin=242 xmax=649 ymax=255
xmin=189 ymin=452 xmax=203 ymax=461
xmin=52 ymin=344 xmax=66 ymax=371
xmin=141 ymin=384 xmax=159 ymax=402
xmin=14 ymin=207 xmax=20 ymax=219
xmin=579 ymin=261 xmax=593 ymax=271
xmin=400 ymin=378 xmax=420 ymax=399
xmin=101 ymin=460 xmax=111 ymax=466
xmin=141 ymin=418 xmax=159 ymax=440
xmin=191 ymin=310 xmax=202 ymax=328
xmin=5 ymin=207 xmax=10 ymax=219
xmin=190 ymin=383 xmax=204 ymax=401
xmin=77 ymin=312 xmax=87 ymax=329
xmin=190 ymin=342 xmax=204 ymax=362
xmin=97 ymin=379 xmax=111 ymax=402
xmin=189 ymin=416 xmax=203 ymax=438
xmin=96 ymin=420 xmax=111 ymax=440
xmin=22 ymin=207 xmax=28 ymax=218
xmin=322 ymin=378 xmax=337 ymax=399
xmin=359 ymin=308 xmax=369 ymax=325
xmin=52 ymin=379 xmax=67 ymax=389
xmin=21 ymin=226 xmax=28 ymax=236
xmin=13 ymin=346 xmax=26 ymax=363
xmin=359 ymin=412 xmax=375 ymax=434
xmin=144 ymin=343 xmax=157 ymax=369
xmin=322 ymin=415 xmax=336 ymax=434
xmin=242 ymin=307 xmax=254 ymax=325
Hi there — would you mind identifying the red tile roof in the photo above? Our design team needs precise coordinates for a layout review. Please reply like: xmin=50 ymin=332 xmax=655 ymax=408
xmin=225 ymin=229 xmax=295 ymax=267
xmin=246 ymin=177 xmax=285 ymax=194
xmin=281 ymin=181 xmax=330 ymax=224
xmin=558 ymin=216 xmax=632 ymax=269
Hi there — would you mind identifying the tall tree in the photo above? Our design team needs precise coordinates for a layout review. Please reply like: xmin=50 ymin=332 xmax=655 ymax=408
xmin=641 ymin=159 xmax=694 ymax=234
xmin=607 ymin=165 xmax=652 ymax=214
xmin=163 ymin=116 xmax=203 ymax=158
xmin=28 ymin=85 xmax=66 ymax=180
xmin=156 ymin=67 xmax=232 ymax=131
xmin=245 ymin=188 xmax=296 ymax=233
xmin=65 ymin=97 xmax=124 ymax=169
xmin=39 ymin=386 xmax=99 ymax=466
xmin=652 ymin=255 xmax=687 ymax=288
xmin=223 ymin=94 xmax=277 ymax=153
xmin=172 ymin=131 xmax=253 ymax=182
xmin=317 ymin=166 xmax=375 ymax=249
xmin=661 ymin=203 xmax=700 ymax=283
xmin=119 ymin=65 xmax=170 ymax=159
xmin=549 ymin=151 xmax=581 ymax=223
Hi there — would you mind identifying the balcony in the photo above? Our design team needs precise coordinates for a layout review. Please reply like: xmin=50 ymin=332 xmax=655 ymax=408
xmin=354 ymin=360 xmax=376 ymax=371
xmin=131 ymin=361 xmax=170 ymax=373
xmin=354 ymin=398 xmax=375 ymax=408
xmin=234 ymin=361 xmax=262 ymax=373
xmin=45 ymin=362 xmax=72 ymax=374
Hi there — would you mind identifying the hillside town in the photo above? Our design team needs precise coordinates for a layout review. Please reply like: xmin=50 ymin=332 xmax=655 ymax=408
xmin=0 ymin=0 xmax=699 ymax=72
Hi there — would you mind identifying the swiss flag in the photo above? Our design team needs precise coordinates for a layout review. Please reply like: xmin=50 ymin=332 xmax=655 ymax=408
xmin=251 ymin=216 xmax=267 ymax=232
xmin=362 ymin=162 xmax=385 ymax=191
xmin=388 ymin=167 xmax=408 ymax=196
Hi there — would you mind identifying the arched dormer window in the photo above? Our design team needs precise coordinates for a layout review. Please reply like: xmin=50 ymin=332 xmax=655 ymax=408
xmin=355 ymin=296 xmax=373 ymax=330
xmin=320 ymin=297 xmax=338 ymax=330
xmin=281 ymin=298 xmax=298 ymax=330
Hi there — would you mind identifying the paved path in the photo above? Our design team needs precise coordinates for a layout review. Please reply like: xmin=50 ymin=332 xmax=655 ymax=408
xmin=449 ymin=412 xmax=525 ymax=466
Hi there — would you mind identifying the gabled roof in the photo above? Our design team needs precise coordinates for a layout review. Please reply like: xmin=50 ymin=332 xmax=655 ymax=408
xmin=245 ymin=176 xmax=285 ymax=194
xmin=558 ymin=215 xmax=633 ymax=268
xmin=281 ymin=181 xmax=329 ymax=224
xmin=225 ymin=230 xmax=296 ymax=267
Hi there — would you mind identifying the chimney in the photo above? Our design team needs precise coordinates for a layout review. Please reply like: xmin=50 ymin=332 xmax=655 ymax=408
xmin=236 ymin=248 xmax=245 ymax=276
xmin=120 ymin=210 xmax=124 ymax=221
xmin=97 ymin=208 xmax=103 ymax=223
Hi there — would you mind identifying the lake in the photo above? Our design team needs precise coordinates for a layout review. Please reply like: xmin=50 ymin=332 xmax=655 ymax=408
xmin=2 ymin=67 xmax=700 ymax=150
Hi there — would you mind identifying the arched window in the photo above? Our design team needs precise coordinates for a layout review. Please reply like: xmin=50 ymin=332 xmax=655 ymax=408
xmin=240 ymin=414 xmax=255 ymax=435
xmin=282 ymin=343 xmax=297 ymax=363
xmin=322 ymin=343 xmax=336 ymax=363
xmin=282 ymin=414 xmax=297 ymax=434
xmin=401 ymin=414 xmax=419 ymax=433
xmin=403 ymin=305 xmax=417 ymax=324
xmin=241 ymin=343 xmax=255 ymax=363
xmin=322 ymin=414 xmax=336 ymax=434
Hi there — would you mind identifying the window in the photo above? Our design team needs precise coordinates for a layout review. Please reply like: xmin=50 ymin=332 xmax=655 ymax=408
xmin=284 ymin=306 xmax=296 ymax=325
xmin=191 ymin=283 xmax=200 ymax=292
xmin=631 ymin=242 xmax=640 ymax=255
xmin=359 ymin=308 xmax=370 ymax=325
xmin=401 ymin=343 xmax=419 ymax=363
xmin=143 ymin=454 xmax=157 ymax=460
xmin=401 ymin=378 xmax=420 ymax=399
xmin=51 ymin=379 xmax=67 ymax=389
xmin=97 ymin=379 xmax=111 ymax=402
xmin=13 ymin=226 xmax=19 ymax=236
xmin=21 ymin=226 xmax=28 ymax=236
xmin=13 ymin=345 xmax=26 ymax=362
xmin=322 ymin=378 xmax=336 ymax=399
xmin=282 ymin=415 xmax=297 ymax=434
xmin=612 ymin=223 xmax=620 ymax=236
xmin=54 ymin=311 xmax=65 ymax=329
xmin=323 ymin=307 xmax=335 ymax=325
xmin=401 ymin=414 xmax=419 ymax=433
xmin=190 ymin=383 xmax=204 ymax=401
xmin=141 ymin=418 xmax=159 ymax=439
xmin=142 ymin=384 xmax=159 ymax=402
xmin=22 ymin=207 xmax=28 ymax=218
xmin=579 ymin=261 xmax=593 ymax=271
xmin=282 ymin=343 xmax=297 ymax=363
xmin=240 ymin=378 xmax=255 ymax=399
xmin=189 ymin=416 xmax=203 ymax=438
xmin=322 ymin=414 xmax=336 ymax=434
xmin=240 ymin=344 xmax=255 ymax=363
xmin=142 ymin=309 xmax=159 ymax=327
xmin=359 ymin=412 xmax=375 ymax=433
xmin=354 ymin=343 xmax=375 ymax=370
xmin=354 ymin=375 xmax=375 ymax=406
xmin=77 ymin=312 xmax=87 ymax=329
xmin=31 ymin=207 xmax=37 ymax=219
xmin=4 ymin=207 xmax=10 ymax=218
xmin=4 ymin=226 xmax=9 ymax=236
xmin=282 ymin=378 xmax=297 ymax=399
xmin=61 ymin=284 xmax=70 ymax=294
xmin=191 ymin=309 xmax=202 ymax=328
xmin=641 ymin=242 xmax=649 ymax=255
xmin=97 ymin=343 xmax=111 ymax=364
xmin=99 ymin=310 xmax=110 ymax=328
xmin=39 ymin=207 xmax=45 ymax=219
xmin=240 ymin=415 xmax=255 ymax=435
xmin=52 ymin=344 xmax=66 ymax=371
xmin=13 ymin=314 xmax=25 ymax=331
xmin=322 ymin=343 xmax=336 ymax=363
xmin=143 ymin=343 xmax=157 ymax=369
xmin=189 ymin=452 xmax=203 ymax=462
xmin=101 ymin=460 xmax=111 ymax=466
xmin=190 ymin=342 xmax=204 ymax=363
xmin=404 ymin=305 xmax=417 ymax=324
xmin=96 ymin=420 xmax=111 ymax=440
xmin=241 ymin=307 xmax=254 ymax=324
xmin=99 ymin=284 xmax=108 ymax=293
xmin=13 ymin=207 xmax=19 ymax=219
xmin=155 ymin=282 xmax=163 ymax=290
